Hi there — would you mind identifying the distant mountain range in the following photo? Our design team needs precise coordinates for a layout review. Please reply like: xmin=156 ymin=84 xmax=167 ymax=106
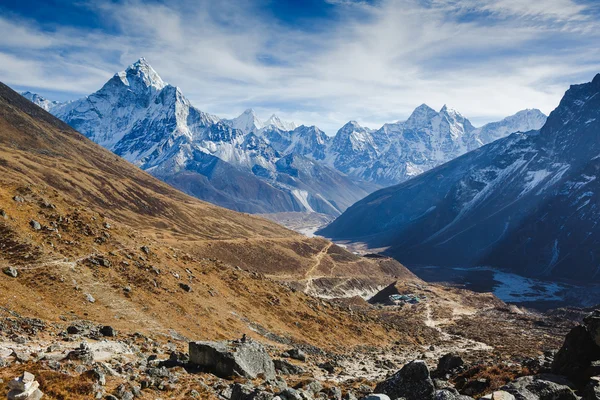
xmin=319 ymin=73 xmax=600 ymax=283
xmin=21 ymin=58 xmax=546 ymax=216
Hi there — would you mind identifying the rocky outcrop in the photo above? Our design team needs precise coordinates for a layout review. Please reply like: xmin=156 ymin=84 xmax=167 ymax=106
xmin=374 ymin=360 xmax=435 ymax=400
xmin=189 ymin=339 xmax=276 ymax=380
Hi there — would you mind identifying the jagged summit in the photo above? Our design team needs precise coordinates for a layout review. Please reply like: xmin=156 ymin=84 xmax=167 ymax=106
xmin=404 ymin=103 xmax=439 ymax=128
xmin=116 ymin=57 xmax=166 ymax=91
xmin=264 ymin=114 xmax=297 ymax=131
xmin=228 ymin=108 xmax=264 ymax=134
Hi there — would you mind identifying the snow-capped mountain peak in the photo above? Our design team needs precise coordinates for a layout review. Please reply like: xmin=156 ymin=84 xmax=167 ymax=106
xmin=227 ymin=108 xmax=264 ymax=134
xmin=264 ymin=114 xmax=297 ymax=131
xmin=20 ymin=91 xmax=61 ymax=111
xmin=404 ymin=103 xmax=438 ymax=128
xmin=117 ymin=57 xmax=166 ymax=91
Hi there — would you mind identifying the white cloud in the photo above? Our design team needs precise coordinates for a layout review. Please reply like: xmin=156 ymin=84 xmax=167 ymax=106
xmin=2 ymin=0 xmax=600 ymax=134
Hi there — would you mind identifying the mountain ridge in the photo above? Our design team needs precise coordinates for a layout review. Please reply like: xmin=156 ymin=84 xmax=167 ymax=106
xmin=319 ymin=73 xmax=600 ymax=283
xmin=20 ymin=58 xmax=547 ymax=218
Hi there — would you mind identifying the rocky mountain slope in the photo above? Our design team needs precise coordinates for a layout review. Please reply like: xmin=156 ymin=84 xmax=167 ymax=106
xmin=23 ymin=59 xmax=373 ymax=216
xmin=319 ymin=74 xmax=600 ymax=283
xmin=0 ymin=81 xmax=587 ymax=400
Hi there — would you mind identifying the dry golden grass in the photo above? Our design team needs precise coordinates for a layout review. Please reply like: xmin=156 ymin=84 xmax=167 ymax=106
xmin=0 ymin=81 xmax=414 ymax=351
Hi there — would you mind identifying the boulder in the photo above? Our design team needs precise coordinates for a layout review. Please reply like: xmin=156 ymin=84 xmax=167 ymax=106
xmin=230 ymin=383 xmax=274 ymax=400
xmin=189 ymin=339 xmax=276 ymax=380
xmin=29 ymin=220 xmax=41 ymax=230
xmin=283 ymin=348 xmax=306 ymax=362
xmin=179 ymin=283 xmax=192 ymax=292
xmin=552 ymin=325 xmax=600 ymax=384
xmin=279 ymin=388 xmax=303 ymax=400
xmin=434 ymin=389 xmax=473 ymax=399
xmin=374 ymin=360 xmax=435 ymax=400
xmin=3 ymin=267 xmax=18 ymax=278
xmin=436 ymin=354 xmax=464 ymax=376
xmin=501 ymin=375 xmax=577 ymax=400
xmin=363 ymin=395 xmax=391 ymax=400
xmin=491 ymin=391 xmax=516 ymax=400
xmin=99 ymin=325 xmax=116 ymax=337
xmin=274 ymin=359 xmax=305 ymax=375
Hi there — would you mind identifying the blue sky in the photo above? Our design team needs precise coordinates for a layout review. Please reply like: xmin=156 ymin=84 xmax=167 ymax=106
xmin=1 ymin=0 xmax=600 ymax=134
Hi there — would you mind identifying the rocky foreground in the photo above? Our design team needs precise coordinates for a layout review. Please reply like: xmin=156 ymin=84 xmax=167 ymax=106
xmin=0 ymin=307 xmax=599 ymax=400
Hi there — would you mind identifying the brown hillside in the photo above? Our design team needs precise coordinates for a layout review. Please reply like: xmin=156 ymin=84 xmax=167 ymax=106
xmin=0 ymin=81 xmax=416 ymax=351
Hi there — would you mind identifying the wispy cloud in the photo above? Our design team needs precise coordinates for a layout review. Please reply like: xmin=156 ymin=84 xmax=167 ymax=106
xmin=1 ymin=0 xmax=599 ymax=133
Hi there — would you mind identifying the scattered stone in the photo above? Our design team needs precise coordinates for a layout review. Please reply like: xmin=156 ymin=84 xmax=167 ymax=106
xmin=13 ymin=195 xmax=25 ymax=203
xmin=29 ymin=220 xmax=41 ymax=230
xmin=189 ymin=339 xmax=276 ymax=380
xmin=10 ymin=349 xmax=31 ymax=363
xmin=283 ymin=348 xmax=306 ymax=362
xmin=66 ymin=342 xmax=94 ymax=362
xmin=3 ymin=266 xmax=18 ymax=278
xmin=274 ymin=359 xmax=305 ymax=375
xmin=67 ymin=325 xmax=81 ymax=334
xmin=99 ymin=325 xmax=116 ymax=337
xmin=319 ymin=360 xmax=336 ymax=374
xmin=141 ymin=246 xmax=150 ymax=254
xmin=436 ymin=353 xmax=464 ymax=376
xmin=374 ymin=360 xmax=435 ymax=400
xmin=179 ymin=283 xmax=192 ymax=292
xmin=462 ymin=378 xmax=489 ymax=396
xmin=491 ymin=391 xmax=516 ymax=400
xmin=7 ymin=371 xmax=44 ymax=400
xmin=40 ymin=201 xmax=55 ymax=209
xmin=0 ymin=209 xmax=7 ymax=218
xmin=279 ymin=388 xmax=303 ymax=400
xmin=86 ymin=293 xmax=96 ymax=303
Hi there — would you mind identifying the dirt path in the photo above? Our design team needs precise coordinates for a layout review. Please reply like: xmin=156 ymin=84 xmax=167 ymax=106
xmin=422 ymin=303 xmax=493 ymax=357
xmin=304 ymin=242 xmax=332 ymax=278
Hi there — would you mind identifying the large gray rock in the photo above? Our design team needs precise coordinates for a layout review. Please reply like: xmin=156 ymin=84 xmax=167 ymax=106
xmin=189 ymin=340 xmax=276 ymax=380
xmin=552 ymin=324 xmax=600 ymax=384
xmin=374 ymin=360 xmax=435 ymax=400
xmin=501 ymin=375 xmax=577 ymax=400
